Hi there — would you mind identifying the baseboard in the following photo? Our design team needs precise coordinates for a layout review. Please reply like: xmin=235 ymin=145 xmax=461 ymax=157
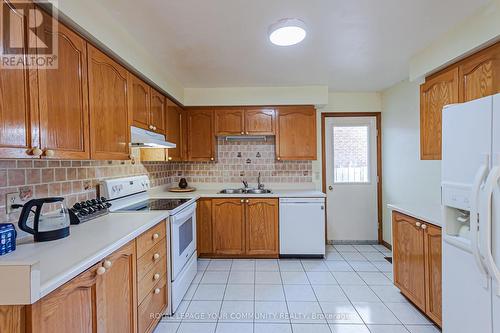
xmin=381 ymin=240 xmax=392 ymax=250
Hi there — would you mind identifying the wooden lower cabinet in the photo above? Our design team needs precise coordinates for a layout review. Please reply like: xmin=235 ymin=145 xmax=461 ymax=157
xmin=207 ymin=198 xmax=279 ymax=258
xmin=27 ymin=241 xmax=137 ymax=333
xmin=197 ymin=198 xmax=214 ymax=257
xmin=392 ymin=211 xmax=442 ymax=327
xmin=212 ymin=199 xmax=245 ymax=255
xmin=0 ymin=223 xmax=170 ymax=333
xmin=245 ymin=199 xmax=279 ymax=256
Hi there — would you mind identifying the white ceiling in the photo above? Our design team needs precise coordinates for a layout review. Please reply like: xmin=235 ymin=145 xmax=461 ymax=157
xmin=99 ymin=0 xmax=489 ymax=92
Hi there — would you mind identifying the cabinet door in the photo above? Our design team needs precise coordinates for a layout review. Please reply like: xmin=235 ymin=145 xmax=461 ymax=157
xmin=0 ymin=1 xmax=38 ymax=158
xmin=459 ymin=43 xmax=500 ymax=102
xmin=166 ymin=99 xmax=183 ymax=161
xmin=392 ymin=212 xmax=426 ymax=310
xmin=88 ymin=45 xmax=130 ymax=160
xmin=212 ymin=199 xmax=245 ymax=255
xmin=420 ymin=68 xmax=459 ymax=160
xmin=96 ymin=241 xmax=137 ymax=333
xmin=128 ymin=74 xmax=150 ymax=131
xmin=276 ymin=106 xmax=317 ymax=160
xmin=215 ymin=109 xmax=244 ymax=135
xmin=245 ymin=198 xmax=279 ymax=256
xmin=197 ymin=198 xmax=213 ymax=257
xmin=36 ymin=13 xmax=90 ymax=159
xmin=150 ymin=89 xmax=166 ymax=134
xmin=244 ymin=108 xmax=275 ymax=135
xmin=28 ymin=263 xmax=99 ymax=333
xmin=187 ymin=109 xmax=215 ymax=161
xmin=424 ymin=224 xmax=442 ymax=327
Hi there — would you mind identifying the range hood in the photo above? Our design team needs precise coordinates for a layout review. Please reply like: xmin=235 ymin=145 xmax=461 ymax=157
xmin=130 ymin=126 xmax=176 ymax=148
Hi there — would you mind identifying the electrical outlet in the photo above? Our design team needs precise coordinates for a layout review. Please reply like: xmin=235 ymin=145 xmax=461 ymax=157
xmin=6 ymin=189 xmax=32 ymax=214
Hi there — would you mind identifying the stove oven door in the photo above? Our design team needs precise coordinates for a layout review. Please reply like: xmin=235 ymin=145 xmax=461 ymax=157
xmin=171 ymin=203 xmax=197 ymax=280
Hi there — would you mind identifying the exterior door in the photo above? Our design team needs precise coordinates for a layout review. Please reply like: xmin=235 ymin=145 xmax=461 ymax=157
xmin=325 ymin=116 xmax=378 ymax=241
xmin=492 ymin=93 xmax=500 ymax=333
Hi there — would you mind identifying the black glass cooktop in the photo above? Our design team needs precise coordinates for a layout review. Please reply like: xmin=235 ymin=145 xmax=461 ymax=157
xmin=119 ymin=199 xmax=190 ymax=211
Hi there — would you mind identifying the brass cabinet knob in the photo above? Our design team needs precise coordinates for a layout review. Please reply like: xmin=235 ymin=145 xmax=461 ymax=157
xmin=416 ymin=222 xmax=421 ymax=227
xmin=153 ymin=253 xmax=160 ymax=260
xmin=96 ymin=267 xmax=106 ymax=275
xmin=31 ymin=147 xmax=43 ymax=156
xmin=240 ymin=199 xmax=244 ymax=203
xmin=154 ymin=288 xmax=161 ymax=294
xmin=241 ymin=131 xmax=244 ymax=134
xmin=245 ymin=199 xmax=249 ymax=203
xmin=154 ymin=273 xmax=160 ymax=280
xmin=168 ymin=157 xmax=173 ymax=161
xmin=152 ymin=233 xmax=159 ymax=240
xmin=421 ymin=224 xmax=427 ymax=230
xmin=277 ymin=157 xmax=281 ymax=161
xmin=103 ymin=260 xmax=112 ymax=269
xmin=210 ymin=157 xmax=214 ymax=161
xmin=44 ymin=149 xmax=55 ymax=157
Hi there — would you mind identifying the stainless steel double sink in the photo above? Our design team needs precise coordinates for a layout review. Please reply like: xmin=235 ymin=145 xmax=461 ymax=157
xmin=219 ymin=188 xmax=272 ymax=194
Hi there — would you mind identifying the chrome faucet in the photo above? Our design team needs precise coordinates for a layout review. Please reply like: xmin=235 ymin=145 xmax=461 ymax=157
xmin=257 ymin=172 xmax=265 ymax=190
xmin=242 ymin=180 xmax=249 ymax=189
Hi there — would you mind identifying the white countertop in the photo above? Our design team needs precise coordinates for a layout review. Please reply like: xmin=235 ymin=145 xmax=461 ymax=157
xmin=0 ymin=211 xmax=169 ymax=304
xmin=148 ymin=187 xmax=326 ymax=199
xmin=388 ymin=203 xmax=442 ymax=227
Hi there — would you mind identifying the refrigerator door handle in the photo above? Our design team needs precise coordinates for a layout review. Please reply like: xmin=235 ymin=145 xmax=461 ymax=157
xmin=470 ymin=155 xmax=490 ymax=288
xmin=481 ymin=164 xmax=500 ymax=295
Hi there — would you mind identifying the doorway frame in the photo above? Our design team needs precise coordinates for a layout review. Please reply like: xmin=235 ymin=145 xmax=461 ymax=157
xmin=321 ymin=112 xmax=384 ymax=245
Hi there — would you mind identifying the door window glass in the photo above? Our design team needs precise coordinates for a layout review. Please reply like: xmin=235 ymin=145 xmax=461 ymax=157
xmin=333 ymin=125 xmax=370 ymax=183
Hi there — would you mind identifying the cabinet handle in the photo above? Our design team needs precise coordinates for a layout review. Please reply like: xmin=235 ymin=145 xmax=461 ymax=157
xmin=153 ymin=253 xmax=160 ymax=260
xmin=246 ymin=131 xmax=249 ymax=134
xmin=103 ymin=260 xmax=112 ymax=269
xmin=154 ymin=288 xmax=161 ymax=294
xmin=245 ymin=199 xmax=249 ymax=203
xmin=31 ymin=147 xmax=43 ymax=156
xmin=210 ymin=157 xmax=214 ymax=161
xmin=96 ymin=266 xmax=106 ymax=275
xmin=152 ymin=233 xmax=159 ymax=240
xmin=241 ymin=131 xmax=244 ymax=134
xmin=44 ymin=149 xmax=55 ymax=157
xmin=168 ymin=157 xmax=173 ymax=161
xmin=277 ymin=157 xmax=281 ymax=161
xmin=421 ymin=224 xmax=427 ymax=230
xmin=153 ymin=126 xmax=157 ymax=131
xmin=149 ymin=125 xmax=153 ymax=129
xmin=415 ymin=222 xmax=421 ymax=227
xmin=154 ymin=273 xmax=160 ymax=280
xmin=240 ymin=199 xmax=244 ymax=203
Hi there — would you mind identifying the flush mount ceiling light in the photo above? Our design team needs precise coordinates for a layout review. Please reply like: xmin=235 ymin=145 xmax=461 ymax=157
xmin=268 ymin=18 xmax=307 ymax=46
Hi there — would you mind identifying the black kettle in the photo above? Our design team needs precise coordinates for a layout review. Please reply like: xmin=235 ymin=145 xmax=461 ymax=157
xmin=18 ymin=197 xmax=70 ymax=242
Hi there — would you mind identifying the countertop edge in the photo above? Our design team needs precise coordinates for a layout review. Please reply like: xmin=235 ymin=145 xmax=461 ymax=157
xmin=34 ymin=212 xmax=168 ymax=303
xmin=388 ymin=203 xmax=442 ymax=228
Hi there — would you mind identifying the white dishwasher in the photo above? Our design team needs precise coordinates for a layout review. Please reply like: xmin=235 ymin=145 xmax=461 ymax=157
xmin=279 ymin=197 xmax=326 ymax=258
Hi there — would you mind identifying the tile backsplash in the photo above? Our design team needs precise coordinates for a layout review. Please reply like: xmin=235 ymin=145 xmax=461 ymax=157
xmin=0 ymin=158 xmax=177 ymax=223
xmin=169 ymin=137 xmax=312 ymax=185
xmin=0 ymin=137 xmax=313 ymax=223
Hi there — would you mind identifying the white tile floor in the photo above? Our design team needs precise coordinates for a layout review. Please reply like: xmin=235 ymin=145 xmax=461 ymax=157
xmin=154 ymin=244 xmax=441 ymax=333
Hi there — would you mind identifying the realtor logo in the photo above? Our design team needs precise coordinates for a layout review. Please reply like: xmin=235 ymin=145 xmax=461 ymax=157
xmin=1 ymin=0 xmax=58 ymax=69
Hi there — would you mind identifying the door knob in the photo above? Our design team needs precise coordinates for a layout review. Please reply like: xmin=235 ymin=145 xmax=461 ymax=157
xmin=328 ymin=186 xmax=333 ymax=191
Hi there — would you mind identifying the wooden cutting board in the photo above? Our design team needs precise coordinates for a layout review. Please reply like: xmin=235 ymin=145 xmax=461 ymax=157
xmin=168 ymin=187 xmax=196 ymax=192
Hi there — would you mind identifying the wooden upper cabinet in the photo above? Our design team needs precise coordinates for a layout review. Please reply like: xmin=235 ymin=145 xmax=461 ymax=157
xmin=420 ymin=68 xmax=459 ymax=160
xmin=392 ymin=212 xmax=426 ymax=310
xmin=245 ymin=198 xmax=279 ymax=256
xmin=215 ymin=108 xmax=244 ymax=135
xmin=197 ymin=198 xmax=213 ymax=257
xmin=165 ymin=99 xmax=184 ymax=161
xmin=276 ymin=106 xmax=317 ymax=160
xmin=128 ymin=74 xmax=150 ymax=131
xmin=96 ymin=241 xmax=137 ymax=333
xmin=0 ymin=1 xmax=38 ymax=159
xmin=87 ymin=45 xmax=130 ymax=160
xmin=424 ymin=224 xmax=442 ymax=327
xmin=35 ymin=12 xmax=90 ymax=160
xmin=187 ymin=109 xmax=215 ymax=161
xmin=459 ymin=43 xmax=500 ymax=102
xmin=150 ymin=89 xmax=166 ymax=134
xmin=212 ymin=199 xmax=245 ymax=255
xmin=245 ymin=108 xmax=275 ymax=135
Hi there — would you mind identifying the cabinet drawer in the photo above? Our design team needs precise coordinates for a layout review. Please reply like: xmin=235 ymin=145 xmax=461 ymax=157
xmin=137 ymin=239 xmax=166 ymax=280
xmin=138 ymin=256 xmax=167 ymax=304
xmin=138 ymin=275 xmax=167 ymax=333
xmin=137 ymin=222 xmax=166 ymax=258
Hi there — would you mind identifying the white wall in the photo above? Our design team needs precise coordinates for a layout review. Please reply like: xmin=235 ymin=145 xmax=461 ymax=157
xmin=381 ymin=80 xmax=441 ymax=244
xmin=410 ymin=0 xmax=500 ymax=80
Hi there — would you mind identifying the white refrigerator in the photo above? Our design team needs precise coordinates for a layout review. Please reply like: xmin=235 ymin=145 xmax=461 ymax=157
xmin=442 ymin=93 xmax=500 ymax=333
